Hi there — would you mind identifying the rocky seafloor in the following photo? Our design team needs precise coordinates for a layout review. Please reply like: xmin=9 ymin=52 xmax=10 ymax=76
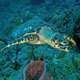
xmin=0 ymin=0 xmax=80 ymax=80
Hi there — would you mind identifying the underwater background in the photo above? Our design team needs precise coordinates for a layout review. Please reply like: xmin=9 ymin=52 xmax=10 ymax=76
xmin=0 ymin=0 xmax=80 ymax=80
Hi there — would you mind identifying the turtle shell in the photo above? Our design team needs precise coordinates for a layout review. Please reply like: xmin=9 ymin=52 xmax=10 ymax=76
xmin=11 ymin=18 xmax=52 ymax=39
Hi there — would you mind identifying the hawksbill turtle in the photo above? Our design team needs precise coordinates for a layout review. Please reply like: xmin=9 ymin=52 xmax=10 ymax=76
xmin=1 ymin=26 xmax=76 ymax=52
xmin=1 ymin=19 xmax=76 ymax=52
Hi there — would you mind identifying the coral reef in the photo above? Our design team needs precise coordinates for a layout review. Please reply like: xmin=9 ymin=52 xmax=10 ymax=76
xmin=0 ymin=0 xmax=80 ymax=80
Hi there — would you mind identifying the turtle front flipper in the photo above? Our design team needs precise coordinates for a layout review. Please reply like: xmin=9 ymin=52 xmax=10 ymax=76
xmin=1 ymin=34 xmax=39 ymax=52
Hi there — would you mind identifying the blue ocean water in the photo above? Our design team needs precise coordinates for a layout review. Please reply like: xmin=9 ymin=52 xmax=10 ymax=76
xmin=0 ymin=0 xmax=80 ymax=80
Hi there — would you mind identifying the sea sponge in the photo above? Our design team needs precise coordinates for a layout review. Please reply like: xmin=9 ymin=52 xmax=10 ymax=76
xmin=24 ymin=61 xmax=47 ymax=80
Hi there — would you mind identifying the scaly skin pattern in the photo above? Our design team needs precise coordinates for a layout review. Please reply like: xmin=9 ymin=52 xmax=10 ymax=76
xmin=1 ymin=26 xmax=76 ymax=52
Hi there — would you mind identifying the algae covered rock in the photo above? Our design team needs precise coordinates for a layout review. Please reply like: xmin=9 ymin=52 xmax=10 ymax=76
xmin=51 ymin=51 xmax=80 ymax=80
xmin=51 ymin=9 xmax=75 ymax=37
